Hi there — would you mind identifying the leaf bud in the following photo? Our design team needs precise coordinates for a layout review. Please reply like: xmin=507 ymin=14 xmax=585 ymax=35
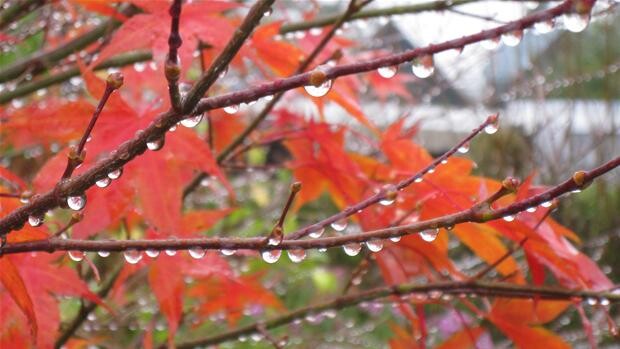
xmin=291 ymin=181 xmax=302 ymax=193
xmin=309 ymin=69 xmax=327 ymax=87
xmin=106 ymin=72 xmax=124 ymax=89
xmin=165 ymin=60 xmax=181 ymax=81
xmin=501 ymin=176 xmax=520 ymax=192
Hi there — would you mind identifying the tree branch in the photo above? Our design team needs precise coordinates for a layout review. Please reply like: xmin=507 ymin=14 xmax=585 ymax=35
xmin=0 ymin=1 xmax=576 ymax=237
xmin=181 ymin=0 xmax=274 ymax=113
xmin=175 ymin=280 xmax=620 ymax=348
xmin=165 ymin=0 xmax=183 ymax=111
xmin=2 ymin=155 xmax=617 ymax=254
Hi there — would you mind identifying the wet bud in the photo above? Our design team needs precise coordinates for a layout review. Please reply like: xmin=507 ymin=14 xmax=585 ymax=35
xmin=106 ymin=72 xmax=124 ymax=89
xmin=267 ymin=225 xmax=284 ymax=246
xmin=309 ymin=69 xmax=327 ymax=87
xmin=331 ymin=49 xmax=343 ymax=61
xmin=384 ymin=187 xmax=398 ymax=201
xmin=165 ymin=61 xmax=181 ymax=81
xmin=502 ymin=176 xmax=520 ymax=192
xmin=572 ymin=170 xmax=587 ymax=187
xmin=487 ymin=113 xmax=499 ymax=126
xmin=68 ymin=147 xmax=86 ymax=163
xmin=71 ymin=212 xmax=84 ymax=223
xmin=574 ymin=0 xmax=594 ymax=14
xmin=291 ymin=182 xmax=302 ymax=193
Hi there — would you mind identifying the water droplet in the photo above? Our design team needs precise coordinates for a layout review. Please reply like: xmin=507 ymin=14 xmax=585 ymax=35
xmin=526 ymin=207 xmax=537 ymax=213
xmin=309 ymin=27 xmax=323 ymax=36
xmin=484 ymin=122 xmax=499 ymax=135
xmin=481 ymin=37 xmax=501 ymax=51
xmin=263 ymin=7 xmax=272 ymax=16
xmin=600 ymin=298 xmax=610 ymax=306
xmin=67 ymin=194 xmax=87 ymax=211
xmin=586 ymin=297 xmax=598 ymax=306
xmin=169 ymin=124 xmax=177 ymax=132
xmin=188 ymin=247 xmax=205 ymax=259
xmin=457 ymin=142 xmax=470 ymax=154
xmin=501 ymin=30 xmax=522 ymax=47
xmin=563 ymin=13 xmax=589 ymax=33
xmin=379 ymin=197 xmax=395 ymax=206
xmin=96 ymin=177 xmax=111 ymax=188
xmin=165 ymin=249 xmax=177 ymax=256
xmin=540 ymin=201 xmax=553 ymax=208
xmin=420 ymin=229 xmax=439 ymax=242
xmin=366 ymin=240 xmax=383 ymax=252
xmin=68 ymin=251 xmax=85 ymax=262
xmin=304 ymin=79 xmax=332 ymax=97
xmin=223 ymin=104 xmax=239 ymax=114
xmin=441 ymin=159 xmax=448 ymax=165
xmin=107 ymin=168 xmax=123 ymax=180
xmin=146 ymin=249 xmax=160 ymax=258
xmin=534 ymin=19 xmax=555 ymax=34
xmin=343 ymin=243 xmax=362 ymax=256
xmin=427 ymin=167 xmax=436 ymax=174
xmin=123 ymin=250 xmax=142 ymax=264
xmin=180 ymin=114 xmax=203 ymax=128
xmin=411 ymin=55 xmax=434 ymax=79
xmin=261 ymin=250 xmax=281 ymax=263
xmin=389 ymin=236 xmax=401 ymax=242
xmin=97 ymin=251 xmax=110 ymax=258
xmin=377 ymin=66 xmax=397 ymax=79
xmin=287 ymin=249 xmax=306 ymax=263
xmin=414 ymin=177 xmax=423 ymax=183
xmin=146 ymin=136 xmax=165 ymax=151
xmin=28 ymin=214 xmax=44 ymax=227
xmin=503 ymin=215 xmax=515 ymax=222
xmin=309 ymin=227 xmax=325 ymax=238
xmin=133 ymin=62 xmax=146 ymax=72
xmin=218 ymin=66 xmax=228 ymax=79
xmin=330 ymin=219 xmax=348 ymax=232
xmin=221 ymin=249 xmax=236 ymax=256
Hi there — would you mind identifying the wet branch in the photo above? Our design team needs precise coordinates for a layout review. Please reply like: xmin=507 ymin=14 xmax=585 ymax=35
xmin=2 ymin=155 xmax=618 ymax=254
xmin=175 ymin=280 xmax=620 ymax=348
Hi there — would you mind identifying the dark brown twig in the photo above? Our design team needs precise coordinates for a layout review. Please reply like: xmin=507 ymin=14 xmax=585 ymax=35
xmin=3 ymin=155 xmax=618 ymax=254
xmin=165 ymin=0 xmax=183 ymax=111
xmin=60 ymin=73 xmax=123 ymax=180
xmin=176 ymin=280 xmax=620 ymax=348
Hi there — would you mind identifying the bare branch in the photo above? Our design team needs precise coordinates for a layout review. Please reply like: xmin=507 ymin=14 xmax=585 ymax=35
xmin=176 ymin=280 xmax=620 ymax=348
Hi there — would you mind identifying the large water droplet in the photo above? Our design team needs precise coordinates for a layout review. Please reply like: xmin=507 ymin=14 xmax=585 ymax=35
xmin=366 ymin=240 xmax=383 ymax=252
xmin=67 ymin=194 xmax=86 ymax=211
xmin=188 ymin=247 xmax=206 ymax=259
xmin=123 ymin=250 xmax=142 ymax=264
xmin=377 ymin=66 xmax=397 ymax=79
xmin=97 ymin=251 xmax=110 ymax=258
xmin=563 ymin=13 xmax=589 ymax=33
xmin=390 ymin=236 xmax=401 ymax=242
xmin=28 ymin=214 xmax=44 ymax=227
xmin=180 ymin=114 xmax=203 ymax=128
xmin=304 ymin=79 xmax=332 ymax=97
xmin=503 ymin=215 xmax=515 ymax=222
xmin=107 ymin=168 xmax=123 ymax=180
xmin=481 ymin=37 xmax=501 ymax=51
xmin=261 ymin=250 xmax=281 ymax=263
xmin=457 ymin=142 xmax=470 ymax=154
xmin=223 ymin=105 xmax=239 ymax=114
xmin=146 ymin=249 xmax=160 ymax=258
xmin=309 ymin=227 xmax=325 ymax=238
xmin=221 ymin=249 xmax=236 ymax=256
xmin=501 ymin=30 xmax=522 ymax=47
xmin=330 ymin=219 xmax=348 ymax=232
xmin=343 ymin=243 xmax=362 ymax=256
xmin=146 ymin=136 xmax=165 ymax=151
xmin=484 ymin=122 xmax=499 ymax=135
xmin=411 ymin=55 xmax=434 ymax=79
xmin=287 ymin=249 xmax=306 ymax=263
xmin=68 ymin=250 xmax=85 ymax=262
xmin=165 ymin=249 xmax=177 ymax=256
xmin=96 ymin=177 xmax=111 ymax=188
xmin=420 ymin=229 xmax=439 ymax=242
xmin=534 ymin=19 xmax=555 ymax=34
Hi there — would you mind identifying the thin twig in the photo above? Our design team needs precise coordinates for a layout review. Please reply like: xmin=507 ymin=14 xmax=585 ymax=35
xmin=60 ymin=73 xmax=123 ymax=180
xmin=3 ymin=155 xmax=618 ymax=254
xmin=165 ymin=0 xmax=183 ymax=111
xmin=0 ymin=1 xmax=580 ymax=237
xmin=175 ymin=280 xmax=620 ymax=348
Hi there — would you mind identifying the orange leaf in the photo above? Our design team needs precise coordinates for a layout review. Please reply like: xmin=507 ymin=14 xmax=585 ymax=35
xmin=0 ymin=257 xmax=37 ymax=342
